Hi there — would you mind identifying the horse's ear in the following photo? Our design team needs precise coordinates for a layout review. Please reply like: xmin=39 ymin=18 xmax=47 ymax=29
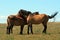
xmin=19 ymin=9 xmax=23 ymax=13
xmin=36 ymin=12 xmax=39 ymax=14
xmin=18 ymin=9 xmax=24 ymax=13
xmin=28 ymin=11 xmax=31 ymax=14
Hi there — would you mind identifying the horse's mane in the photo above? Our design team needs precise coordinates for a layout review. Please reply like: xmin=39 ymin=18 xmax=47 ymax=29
xmin=18 ymin=9 xmax=31 ymax=15
xmin=18 ymin=9 xmax=27 ymax=13
xmin=33 ymin=12 xmax=39 ymax=15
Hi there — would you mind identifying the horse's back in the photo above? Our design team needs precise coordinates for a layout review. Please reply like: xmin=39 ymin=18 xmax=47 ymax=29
xmin=7 ymin=15 xmax=24 ymax=26
xmin=27 ymin=14 xmax=48 ymax=24
xmin=28 ymin=14 xmax=47 ymax=20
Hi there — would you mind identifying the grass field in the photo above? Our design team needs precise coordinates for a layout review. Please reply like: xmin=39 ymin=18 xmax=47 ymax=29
xmin=0 ymin=22 xmax=60 ymax=40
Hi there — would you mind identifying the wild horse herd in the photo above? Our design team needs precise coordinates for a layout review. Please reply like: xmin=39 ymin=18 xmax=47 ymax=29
xmin=6 ymin=9 xmax=58 ymax=34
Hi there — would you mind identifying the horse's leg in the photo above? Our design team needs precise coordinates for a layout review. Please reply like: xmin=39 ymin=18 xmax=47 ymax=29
xmin=27 ymin=25 xmax=30 ymax=34
xmin=10 ymin=25 xmax=13 ymax=33
xmin=30 ymin=24 xmax=33 ymax=34
xmin=7 ymin=24 xmax=14 ymax=34
xmin=6 ymin=26 xmax=9 ymax=34
xmin=27 ymin=23 xmax=33 ymax=34
xmin=20 ymin=25 xmax=24 ymax=34
xmin=6 ymin=25 xmax=11 ymax=34
xmin=42 ymin=23 xmax=47 ymax=33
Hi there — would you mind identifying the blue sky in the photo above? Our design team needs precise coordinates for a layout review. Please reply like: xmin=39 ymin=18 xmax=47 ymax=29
xmin=0 ymin=0 xmax=60 ymax=23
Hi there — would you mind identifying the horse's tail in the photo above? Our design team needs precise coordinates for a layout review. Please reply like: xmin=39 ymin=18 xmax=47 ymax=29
xmin=48 ymin=12 xmax=58 ymax=19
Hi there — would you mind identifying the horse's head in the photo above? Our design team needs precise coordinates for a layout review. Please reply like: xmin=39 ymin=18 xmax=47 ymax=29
xmin=18 ymin=9 xmax=31 ymax=18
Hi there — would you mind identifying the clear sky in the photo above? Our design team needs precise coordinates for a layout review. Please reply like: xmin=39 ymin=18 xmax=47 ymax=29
xmin=0 ymin=0 xmax=60 ymax=23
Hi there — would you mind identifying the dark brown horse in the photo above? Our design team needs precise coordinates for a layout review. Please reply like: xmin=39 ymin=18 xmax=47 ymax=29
xmin=27 ymin=12 xmax=58 ymax=34
xmin=6 ymin=9 xmax=31 ymax=34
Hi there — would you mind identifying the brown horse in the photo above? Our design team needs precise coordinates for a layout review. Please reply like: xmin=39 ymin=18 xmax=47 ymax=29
xmin=27 ymin=12 xmax=58 ymax=34
xmin=6 ymin=9 xmax=31 ymax=34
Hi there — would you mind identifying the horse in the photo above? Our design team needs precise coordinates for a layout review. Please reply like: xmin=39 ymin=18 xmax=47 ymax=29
xmin=26 ymin=12 xmax=58 ymax=34
xmin=6 ymin=9 xmax=31 ymax=34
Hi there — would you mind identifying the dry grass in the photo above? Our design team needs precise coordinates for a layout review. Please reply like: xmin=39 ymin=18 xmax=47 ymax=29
xmin=0 ymin=22 xmax=60 ymax=40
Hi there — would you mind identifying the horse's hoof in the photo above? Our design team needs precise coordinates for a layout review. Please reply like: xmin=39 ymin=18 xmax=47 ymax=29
xmin=20 ymin=32 xmax=23 ymax=35
xmin=11 ymin=32 xmax=13 ymax=34
xmin=27 ymin=33 xmax=29 ymax=35
xmin=32 ymin=33 xmax=33 ymax=34
xmin=20 ymin=33 xmax=23 ymax=35
xmin=42 ymin=31 xmax=46 ymax=34
xmin=31 ymin=32 xmax=33 ymax=34
xmin=6 ymin=32 xmax=10 ymax=34
xmin=27 ymin=32 xmax=29 ymax=35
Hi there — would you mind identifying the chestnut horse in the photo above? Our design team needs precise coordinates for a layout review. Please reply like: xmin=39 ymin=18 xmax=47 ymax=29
xmin=6 ymin=9 xmax=31 ymax=34
xmin=27 ymin=12 xmax=58 ymax=34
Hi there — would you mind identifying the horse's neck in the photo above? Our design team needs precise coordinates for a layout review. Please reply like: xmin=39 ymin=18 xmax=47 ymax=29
xmin=15 ymin=14 xmax=22 ymax=19
xmin=29 ymin=14 xmax=34 ymax=16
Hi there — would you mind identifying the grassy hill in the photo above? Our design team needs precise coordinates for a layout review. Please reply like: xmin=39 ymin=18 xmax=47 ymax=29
xmin=0 ymin=22 xmax=60 ymax=40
